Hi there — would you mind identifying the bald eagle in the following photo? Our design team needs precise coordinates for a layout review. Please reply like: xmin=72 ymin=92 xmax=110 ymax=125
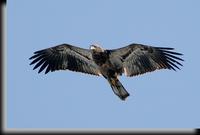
xmin=29 ymin=43 xmax=183 ymax=100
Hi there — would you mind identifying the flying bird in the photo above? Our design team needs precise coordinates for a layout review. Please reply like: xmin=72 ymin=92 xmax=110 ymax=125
xmin=29 ymin=43 xmax=183 ymax=100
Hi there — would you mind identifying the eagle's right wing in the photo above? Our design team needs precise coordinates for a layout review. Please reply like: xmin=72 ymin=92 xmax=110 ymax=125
xmin=29 ymin=44 xmax=100 ymax=75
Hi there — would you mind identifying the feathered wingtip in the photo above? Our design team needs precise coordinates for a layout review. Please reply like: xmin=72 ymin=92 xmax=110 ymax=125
xmin=156 ymin=47 xmax=184 ymax=71
xmin=29 ymin=49 xmax=51 ymax=74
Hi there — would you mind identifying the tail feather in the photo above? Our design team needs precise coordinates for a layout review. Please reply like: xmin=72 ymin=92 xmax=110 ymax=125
xmin=108 ymin=78 xmax=130 ymax=100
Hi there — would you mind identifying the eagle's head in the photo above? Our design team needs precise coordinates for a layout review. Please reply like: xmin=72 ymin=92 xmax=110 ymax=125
xmin=90 ymin=44 xmax=104 ymax=52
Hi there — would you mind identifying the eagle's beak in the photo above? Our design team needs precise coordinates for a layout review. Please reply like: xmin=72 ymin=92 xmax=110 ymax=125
xmin=90 ymin=45 xmax=96 ymax=50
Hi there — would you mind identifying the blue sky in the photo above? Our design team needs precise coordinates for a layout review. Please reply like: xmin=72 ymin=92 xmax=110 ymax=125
xmin=7 ymin=0 xmax=200 ymax=129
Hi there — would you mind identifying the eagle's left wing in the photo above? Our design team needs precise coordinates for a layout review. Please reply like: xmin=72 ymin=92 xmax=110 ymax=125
xmin=29 ymin=44 xmax=100 ymax=75
xmin=109 ymin=43 xmax=184 ymax=76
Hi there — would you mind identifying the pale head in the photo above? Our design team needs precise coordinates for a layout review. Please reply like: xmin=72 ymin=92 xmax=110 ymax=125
xmin=90 ymin=43 xmax=104 ymax=52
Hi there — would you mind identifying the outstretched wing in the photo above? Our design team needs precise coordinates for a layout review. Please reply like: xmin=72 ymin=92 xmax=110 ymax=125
xmin=29 ymin=44 xmax=100 ymax=75
xmin=110 ymin=43 xmax=184 ymax=76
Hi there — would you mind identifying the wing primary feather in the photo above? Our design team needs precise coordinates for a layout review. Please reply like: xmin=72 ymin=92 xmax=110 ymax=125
xmin=165 ymin=59 xmax=180 ymax=70
xmin=162 ymin=52 xmax=184 ymax=61
xmin=33 ymin=58 xmax=46 ymax=70
xmin=29 ymin=53 xmax=43 ymax=60
xmin=155 ymin=47 xmax=174 ymax=50
xmin=30 ymin=55 xmax=45 ymax=65
xmin=161 ymin=50 xmax=183 ymax=55
xmin=34 ymin=49 xmax=47 ymax=54
xmin=38 ymin=61 xmax=48 ymax=73
xmin=165 ymin=55 xmax=183 ymax=66
xmin=45 ymin=65 xmax=51 ymax=74
xmin=165 ymin=60 xmax=176 ymax=70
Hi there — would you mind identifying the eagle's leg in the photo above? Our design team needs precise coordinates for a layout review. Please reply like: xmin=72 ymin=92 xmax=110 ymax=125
xmin=107 ymin=77 xmax=130 ymax=100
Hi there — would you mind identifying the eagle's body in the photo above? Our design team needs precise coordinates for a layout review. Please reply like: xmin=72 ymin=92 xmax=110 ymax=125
xmin=90 ymin=45 xmax=129 ymax=99
xmin=29 ymin=43 xmax=183 ymax=100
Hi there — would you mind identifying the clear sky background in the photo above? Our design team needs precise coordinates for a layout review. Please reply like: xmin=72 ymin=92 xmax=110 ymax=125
xmin=7 ymin=0 xmax=200 ymax=128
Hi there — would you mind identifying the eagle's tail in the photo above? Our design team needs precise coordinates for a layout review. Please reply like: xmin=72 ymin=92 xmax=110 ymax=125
xmin=107 ymin=78 xmax=130 ymax=100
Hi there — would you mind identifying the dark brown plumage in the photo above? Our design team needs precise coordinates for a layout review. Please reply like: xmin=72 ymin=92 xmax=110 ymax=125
xmin=29 ymin=43 xmax=184 ymax=100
